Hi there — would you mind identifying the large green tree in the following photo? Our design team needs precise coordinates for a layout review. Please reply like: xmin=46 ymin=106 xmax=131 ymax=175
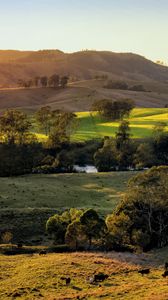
xmin=0 ymin=109 xmax=32 ymax=145
xmin=80 ymin=209 xmax=106 ymax=248
xmin=106 ymin=167 xmax=168 ymax=250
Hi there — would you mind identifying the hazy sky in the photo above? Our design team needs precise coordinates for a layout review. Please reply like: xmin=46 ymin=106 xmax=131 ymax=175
xmin=0 ymin=0 xmax=168 ymax=63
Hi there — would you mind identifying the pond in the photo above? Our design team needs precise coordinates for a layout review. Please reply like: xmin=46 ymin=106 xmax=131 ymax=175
xmin=73 ymin=165 xmax=98 ymax=173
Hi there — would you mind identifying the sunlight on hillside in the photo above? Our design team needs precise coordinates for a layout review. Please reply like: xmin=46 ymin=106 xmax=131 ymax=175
xmin=73 ymin=108 xmax=168 ymax=141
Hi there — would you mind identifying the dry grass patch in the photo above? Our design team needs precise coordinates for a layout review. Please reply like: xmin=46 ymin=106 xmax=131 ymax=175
xmin=0 ymin=251 xmax=168 ymax=299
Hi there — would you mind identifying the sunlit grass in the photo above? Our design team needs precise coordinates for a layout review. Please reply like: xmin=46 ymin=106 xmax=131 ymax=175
xmin=0 ymin=251 xmax=168 ymax=300
xmin=31 ymin=108 xmax=168 ymax=141
xmin=73 ymin=108 xmax=168 ymax=141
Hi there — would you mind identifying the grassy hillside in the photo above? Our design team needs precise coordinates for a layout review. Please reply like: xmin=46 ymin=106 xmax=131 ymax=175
xmin=73 ymin=108 xmax=168 ymax=141
xmin=1 ymin=81 xmax=168 ymax=113
xmin=1 ymin=50 xmax=168 ymax=87
xmin=32 ymin=108 xmax=168 ymax=142
xmin=1 ymin=250 xmax=168 ymax=299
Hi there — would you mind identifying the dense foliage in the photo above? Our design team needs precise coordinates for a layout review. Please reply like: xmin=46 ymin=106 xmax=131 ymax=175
xmin=47 ymin=167 xmax=168 ymax=251
xmin=92 ymin=99 xmax=135 ymax=120
xmin=106 ymin=166 xmax=168 ymax=250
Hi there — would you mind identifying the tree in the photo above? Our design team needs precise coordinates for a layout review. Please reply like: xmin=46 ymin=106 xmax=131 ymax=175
xmin=106 ymin=212 xmax=132 ymax=247
xmin=40 ymin=76 xmax=48 ymax=87
xmin=65 ymin=220 xmax=86 ymax=250
xmin=94 ymin=138 xmax=117 ymax=171
xmin=48 ymin=112 xmax=77 ymax=147
xmin=35 ymin=106 xmax=54 ymax=135
xmin=80 ymin=209 xmax=106 ymax=248
xmin=152 ymin=123 xmax=168 ymax=165
xmin=46 ymin=209 xmax=83 ymax=245
xmin=134 ymin=143 xmax=157 ymax=168
xmin=48 ymin=74 xmax=60 ymax=88
xmin=33 ymin=76 xmax=40 ymax=87
xmin=0 ymin=142 xmax=43 ymax=176
xmin=107 ymin=167 xmax=168 ymax=250
xmin=104 ymin=80 xmax=128 ymax=90
xmin=60 ymin=76 xmax=69 ymax=88
xmin=115 ymin=120 xmax=134 ymax=170
xmin=0 ymin=109 xmax=32 ymax=145
xmin=46 ymin=214 xmax=69 ymax=244
xmin=91 ymin=99 xmax=134 ymax=121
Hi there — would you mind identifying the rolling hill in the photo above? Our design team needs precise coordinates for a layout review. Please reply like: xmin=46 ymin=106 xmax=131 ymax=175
xmin=0 ymin=50 xmax=168 ymax=110
xmin=1 ymin=50 xmax=168 ymax=87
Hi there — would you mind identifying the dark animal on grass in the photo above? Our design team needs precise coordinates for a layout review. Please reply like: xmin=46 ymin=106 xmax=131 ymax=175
xmin=89 ymin=273 xmax=109 ymax=283
xmin=138 ymin=269 xmax=150 ymax=275
xmin=17 ymin=242 xmax=23 ymax=249
xmin=164 ymin=262 xmax=168 ymax=271
xmin=61 ymin=277 xmax=71 ymax=285
xmin=39 ymin=250 xmax=47 ymax=255
xmin=162 ymin=270 xmax=168 ymax=278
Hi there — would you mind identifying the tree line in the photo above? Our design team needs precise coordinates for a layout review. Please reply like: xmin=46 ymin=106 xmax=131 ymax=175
xmin=94 ymin=120 xmax=168 ymax=171
xmin=0 ymin=108 xmax=77 ymax=176
xmin=17 ymin=74 xmax=69 ymax=88
xmin=104 ymin=80 xmax=147 ymax=92
xmin=46 ymin=167 xmax=168 ymax=251
xmin=0 ymin=102 xmax=168 ymax=176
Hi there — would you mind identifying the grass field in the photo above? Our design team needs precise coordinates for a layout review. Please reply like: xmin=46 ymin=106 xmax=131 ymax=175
xmin=33 ymin=108 xmax=168 ymax=142
xmin=1 ymin=250 xmax=168 ymax=300
xmin=0 ymin=172 xmax=136 ymax=215
xmin=72 ymin=108 xmax=168 ymax=141
xmin=0 ymin=172 xmax=138 ymax=244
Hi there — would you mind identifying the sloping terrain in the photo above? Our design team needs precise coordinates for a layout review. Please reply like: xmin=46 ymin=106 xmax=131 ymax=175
xmin=0 ymin=80 xmax=168 ymax=112
xmin=0 ymin=250 xmax=168 ymax=300
xmin=74 ymin=108 xmax=168 ymax=141
xmin=0 ymin=50 xmax=168 ymax=109
xmin=0 ymin=172 xmax=134 ymax=243
xmin=0 ymin=49 xmax=168 ymax=87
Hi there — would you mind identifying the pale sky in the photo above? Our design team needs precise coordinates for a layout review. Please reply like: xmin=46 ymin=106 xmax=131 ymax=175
xmin=0 ymin=0 xmax=168 ymax=63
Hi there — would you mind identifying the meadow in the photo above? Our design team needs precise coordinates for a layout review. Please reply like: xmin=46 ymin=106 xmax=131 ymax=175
xmin=34 ymin=108 xmax=168 ymax=142
xmin=0 ymin=172 xmax=135 ymax=215
xmin=73 ymin=108 xmax=168 ymax=141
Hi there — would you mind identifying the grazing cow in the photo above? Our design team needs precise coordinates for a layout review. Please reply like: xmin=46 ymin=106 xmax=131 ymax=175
xmin=39 ymin=250 xmax=47 ymax=255
xmin=89 ymin=273 xmax=109 ymax=283
xmin=162 ymin=270 xmax=168 ymax=278
xmin=61 ymin=277 xmax=71 ymax=285
xmin=138 ymin=269 xmax=150 ymax=275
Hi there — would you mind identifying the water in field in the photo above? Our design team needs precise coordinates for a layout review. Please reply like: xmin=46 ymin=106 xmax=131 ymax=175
xmin=73 ymin=165 xmax=98 ymax=173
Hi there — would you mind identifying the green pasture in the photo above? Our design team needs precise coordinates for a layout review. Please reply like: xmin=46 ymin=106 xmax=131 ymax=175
xmin=73 ymin=108 xmax=168 ymax=141
xmin=32 ymin=108 xmax=168 ymax=142
xmin=0 ymin=172 xmax=136 ymax=215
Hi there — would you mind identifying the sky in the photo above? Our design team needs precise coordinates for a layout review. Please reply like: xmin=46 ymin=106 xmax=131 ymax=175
xmin=0 ymin=0 xmax=168 ymax=63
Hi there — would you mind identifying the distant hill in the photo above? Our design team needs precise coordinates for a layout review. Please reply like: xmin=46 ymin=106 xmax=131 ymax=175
xmin=0 ymin=50 xmax=168 ymax=110
xmin=0 ymin=50 xmax=168 ymax=87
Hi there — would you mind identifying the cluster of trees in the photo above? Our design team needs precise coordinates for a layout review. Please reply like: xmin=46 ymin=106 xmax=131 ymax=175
xmin=94 ymin=121 xmax=168 ymax=171
xmin=106 ymin=166 xmax=168 ymax=250
xmin=46 ymin=208 xmax=105 ymax=250
xmin=104 ymin=80 xmax=146 ymax=92
xmin=46 ymin=167 xmax=168 ymax=251
xmin=0 ymin=110 xmax=42 ymax=176
xmin=0 ymin=107 xmax=78 ymax=176
xmin=94 ymin=120 xmax=134 ymax=171
xmin=17 ymin=74 xmax=69 ymax=88
xmin=92 ymin=99 xmax=135 ymax=120
xmin=1 ymin=105 xmax=168 ymax=176
xmin=0 ymin=107 xmax=100 ymax=176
